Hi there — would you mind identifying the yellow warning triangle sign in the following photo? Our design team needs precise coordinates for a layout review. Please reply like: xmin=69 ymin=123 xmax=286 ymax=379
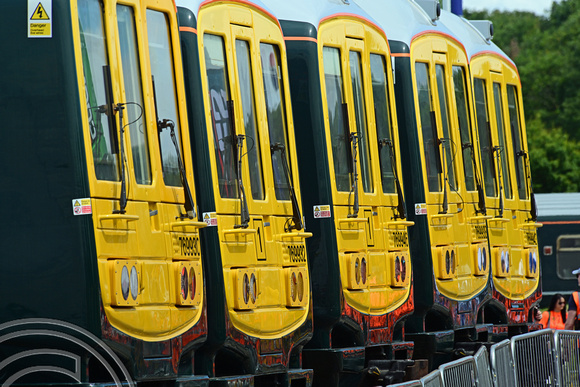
xmin=30 ymin=3 xmax=50 ymax=20
xmin=74 ymin=200 xmax=81 ymax=206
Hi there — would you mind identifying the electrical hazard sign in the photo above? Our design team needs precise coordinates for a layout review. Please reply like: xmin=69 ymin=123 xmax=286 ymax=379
xmin=28 ymin=0 xmax=52 ymax=38
xmin=313 ymin=205 xmax=331 ymax=219
xmin=203 ymin=212 xmax=217 ymax=227
xmin=72 ymin=198 xmax=92 ymax=216
xmin=414 ymin=203 xmax=427 ymax=215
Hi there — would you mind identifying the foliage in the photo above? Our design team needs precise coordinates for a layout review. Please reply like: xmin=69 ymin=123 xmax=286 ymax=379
xmin=464 ymin=1 xmax=580 ymax=193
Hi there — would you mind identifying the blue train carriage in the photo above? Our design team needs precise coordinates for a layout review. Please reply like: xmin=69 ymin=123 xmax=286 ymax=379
xmin=356 ymin=0 xmax=493 ymax=365
xmin=267 ymin=0 xmax=415 ymax=385
xmin=448 ymin=14 xmax=543 ymax=335
xmin=536 ymin=193 xmax=580 ymax=307
xmin=176 ymin=0 xmax=313 ymax=385
xmin=0 ymin=0 xmax=207 ymax=385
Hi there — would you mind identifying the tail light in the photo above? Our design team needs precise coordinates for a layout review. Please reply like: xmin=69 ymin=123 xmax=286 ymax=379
xmin=175 ymin=261 xmax=202 ymax=306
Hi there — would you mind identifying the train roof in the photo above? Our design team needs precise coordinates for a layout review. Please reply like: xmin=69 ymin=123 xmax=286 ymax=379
xmin=438 ymin=10 xmax=514 ymax=66
xmin=264 ymin=0 xmax=376 ymax=32
xmin=176 ymin=0 xmax=277 ymax=21
xmin=535 ymin=193 xmax=580 ymax=219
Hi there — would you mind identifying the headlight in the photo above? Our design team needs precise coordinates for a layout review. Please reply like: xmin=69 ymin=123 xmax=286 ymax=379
xmin=445 ymin=250 xmax=451 ymax=274
xmin=180 ymin=267 xmax=189 ymax=300
xmin=401 ymin=256 xmax=407 ymax=282
xmin=478 ymin=247 xmax=483 ymax=271
xmin=297 ymin=272 xmax=304 ymax=302
xmin=361 ymin=258 xmax=367 ymax=285
xmin=121 ymin=265 xmax=130 ymax=301
xmin=189 ymin=267 xmax=196 ymax=300
xmin=355 ymin=257 xmax=361 ymax=285
xmin=395 ymin=256 xmax=401 ymax=281
xmin=249 ymin=273 xmax=257 ymax=304
xmin=130 ymin=266 xmax=138 ymax=301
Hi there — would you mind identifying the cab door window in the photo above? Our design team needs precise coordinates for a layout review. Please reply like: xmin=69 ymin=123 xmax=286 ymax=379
xmin=507 ymin=85 xmax=528 ymax=200
xmin=323 ymin=47 xmax=350 ymax=192
xmin=492 ymin=82 xmax=512 ymax=199
xmin=117 ymin=4 xmax=151 ymax=185
xmin=236 ymin=40 xmax=264 ymax=200
xmin=203 ymin=34 xmax=237 ymax=199
xmin=78 ymin=0 xmax=119 ymax=181
xmin=452 ymin=66 xmax=475 ymax=191
xmin=473 ymin=78 xmax=496 ymax=197
xmin=147 ymin=10 xmax=183 ymax=187
xmin=435 ymin=64 xmax=456 ymax=191
xmin=349 ymin=51 xmax=373 ymax=193
xmin=415 ymin=62 xmax=441 ymax=192
xmin=370 ymin=54 xmax=395 ymax=194
xmin=260 ymin=43 xmax=290 ymax=201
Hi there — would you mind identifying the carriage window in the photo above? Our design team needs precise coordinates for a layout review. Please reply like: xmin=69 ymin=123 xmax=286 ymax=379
xmin=147 ymin=10 xmax=182 ymax=187
xmin=323 ymin=46 xmax=350 ymax=192
xmin=204 ymin=34 xmax=237 ymax=199
xmin=236 ymin=40 xmax=264 ymax=200
xmin=370 ymin=54 xmax=395 ymax=194
xmin=349 ymin=51 xmax=373 ymax=193
xmin=557 ymin=236 xmax=580 ymax=279
xmin=473 ymin=78 xmax=496 ymax=197
xmin=493 ymin=83 xmax=512 ymax=199
xmin=78 ymin=0 xmax=120 ymax=181
xmin=260 ymin=43 xmax=290 ymax=201
xmin=452 ymin=66 xmax=475 ymax=191
xmin=118 ymin=5 xmax=151 ymax=185
xmin=415 ymin=62 xmax=440 ymax=192
xmin=507 ymin=85 xmax=528 ymax=200
xmin=435 ymin=64 xmax=456 ymax=191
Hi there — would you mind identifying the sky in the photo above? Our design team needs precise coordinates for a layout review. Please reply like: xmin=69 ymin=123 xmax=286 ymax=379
xmin=461 ymin=0 xmax=563 ymax=15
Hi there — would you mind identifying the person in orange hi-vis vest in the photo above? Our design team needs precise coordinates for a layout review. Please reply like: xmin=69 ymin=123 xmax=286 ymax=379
xmin=565 ymin=267 xmax=580 ymax=330
xmin=538 ymin=294 xmax=567 ymax=330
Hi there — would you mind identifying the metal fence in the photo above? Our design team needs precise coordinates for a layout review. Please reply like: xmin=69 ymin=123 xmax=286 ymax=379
xmin=490 ymin=339 xmax=515 ymax=387
xmin=554 ymin=330 xmax=580 ymax=387
xmin=474 ymin=346 xmax=493 ymax=387
xmin=439 ymin=356 xmax=477 ymax=386
xmin=397 ymin=330 xmax=580 ymax=387
xmin=511 ymin=329 xmax=556 ymax=386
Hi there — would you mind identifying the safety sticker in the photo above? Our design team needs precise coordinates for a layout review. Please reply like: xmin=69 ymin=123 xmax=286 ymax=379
xmin=28 ymin=0 xmax=52 ymax=38
xmin=313 ymin=205 xmax=331 ymax=219
xmin=72 ymin=198 xmax=92 ymax=216
xmin=414 ymin=203 xmax=427 ymax=215
xmin=203 ymin=212 xmax=217 ymax=227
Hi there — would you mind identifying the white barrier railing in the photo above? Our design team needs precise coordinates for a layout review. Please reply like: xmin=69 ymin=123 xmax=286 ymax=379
xmin=397 ymin=330 xmax=580 ymax=387
xmin=511 ymin=329 xmax=556 ymax=386
xmin=474 ymin=346 xmax=493 ymax=387
xmin=439 ymin=356 xmax=477 ymax=386
xmin=554 ymin=330 xmax=580 ymax=387
xmin=490 ymin=339 xmax=515 ymax=387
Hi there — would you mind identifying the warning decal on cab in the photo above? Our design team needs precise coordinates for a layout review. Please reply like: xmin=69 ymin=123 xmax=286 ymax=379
xmin=313 ymin=205 xmax=331 ymax=219
xmin=203 ymin=212 xmax=217 ymax=227
xmin=414 ymin=203 xmax=427 ymax=215
xmin=28 ymin=0 xmax=52 ymax=38
xmin=72 ymin=198 xmax=92 ymax=216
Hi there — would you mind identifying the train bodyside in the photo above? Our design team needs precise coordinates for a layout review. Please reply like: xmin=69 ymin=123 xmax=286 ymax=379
xmin=0 ymin=0 xmax=208 ymax=384
xmin=176 ymin=0 xmax=313 ymax=384
xmin=267 ymin=1 xmax=415 ymax=385
xmin=536 ymin=193 xmax=580 ymax=306
xmin=354 ymin=0 xmax=494 ymax=366
xmin=442 ymin=12 xmax=543 ymax=333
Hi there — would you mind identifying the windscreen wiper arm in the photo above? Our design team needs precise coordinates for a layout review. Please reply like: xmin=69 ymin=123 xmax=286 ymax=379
xmin=152 ymin=76 xmax=195 ymax=219
xmin=348 ymin=133 xmax=360 ymax=218
xmin=271 ymin=143 xmax=303 ymax=231
xmin=234 ymin=134 xmax=250 ymax=229
xmin=379 ymin=138 xmax=407 ymax=219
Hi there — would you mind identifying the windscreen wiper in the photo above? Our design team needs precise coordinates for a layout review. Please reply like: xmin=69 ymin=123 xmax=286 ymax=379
xmin=516 ymin=149 xmax=537 ymax=221
xmin=99 ymin=65 xmax=127 ymax=214
xmin=152 ymin=76 xmax=195 ymax=219
xmin=234 ymin=133 xmax=250 ymax=229
xmin=493 ymin=145 xmax=504 ymax=217
xmin=348 ymin=132 xmax=360 ymax=218
xmin=271 ymin=143 xmax=303 ymax=231
xmin=378 ymin=138 xmax=406 ymax=219
xmin=462 ymin=141 xmax=487 ymax=215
